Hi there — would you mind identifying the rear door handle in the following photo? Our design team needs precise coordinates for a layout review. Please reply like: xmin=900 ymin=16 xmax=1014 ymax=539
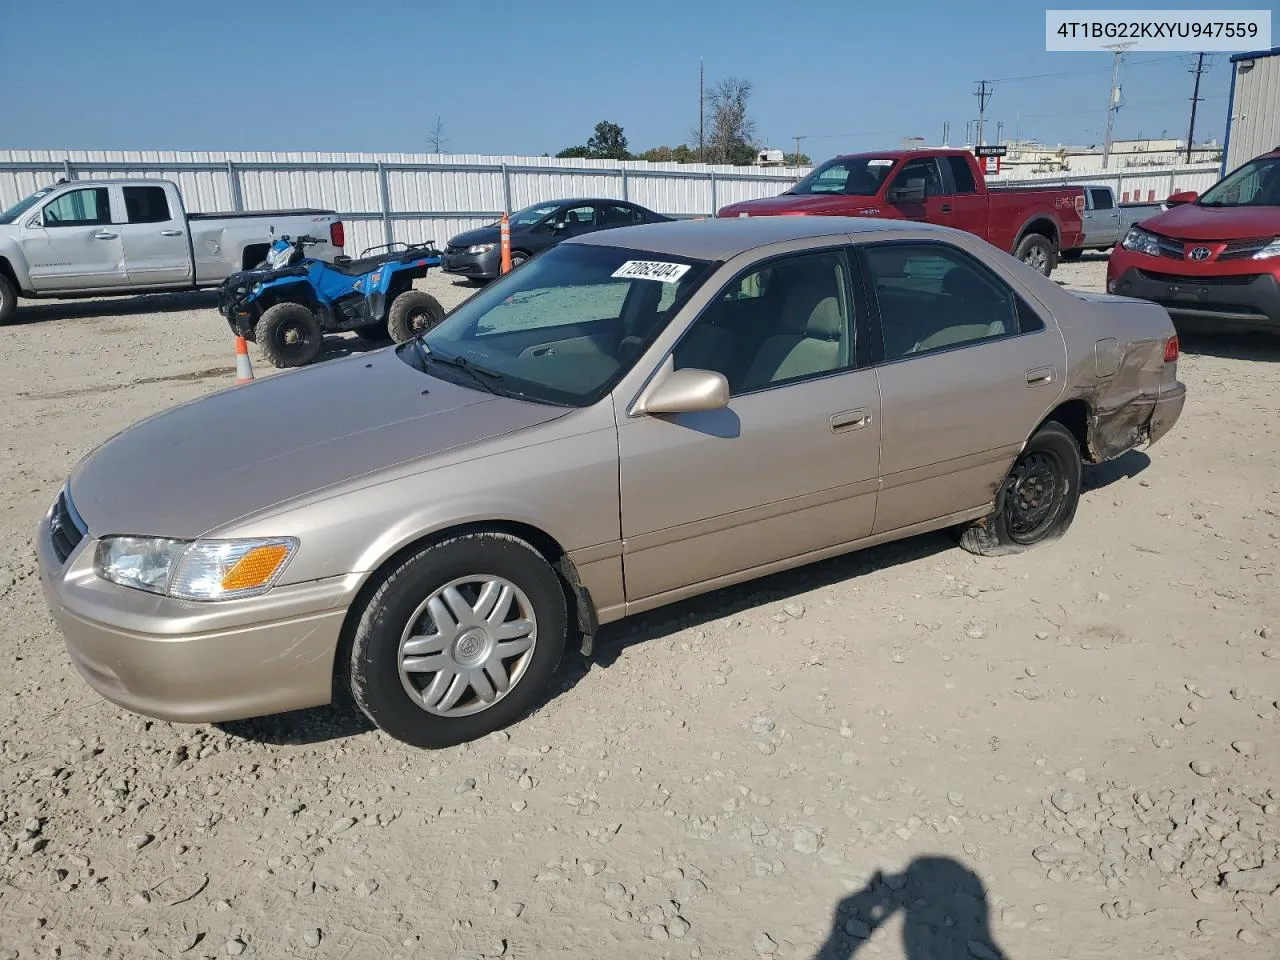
xmin=93 ymin=231 xmax=118 ymax=240
xmin=831 ymin=408 xmax=871 ymax=431
xmin=160 ymin=229 xmax=184 ymax=237
xmin=1025 ymin=366 xmax=1055 ymax=386
xmin=940 ymin=203 xmax=952 ymax=214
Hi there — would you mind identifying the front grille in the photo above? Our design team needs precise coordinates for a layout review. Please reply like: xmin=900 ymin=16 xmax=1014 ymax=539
xmin=1137 ymin=269 xmax=1261 ymax=287
xmin=1155 ymin=236 xmax=1185 ymax=260
xmin=49 ymin=490 xmax=87 ymax=563
xmin=445 ymin=246 xmax=467 ymax=256
xmin=1219 ymin=238 xmax=1274 ymax=260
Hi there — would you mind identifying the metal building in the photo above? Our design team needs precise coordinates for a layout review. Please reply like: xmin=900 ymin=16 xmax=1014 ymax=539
xmin=1222 ymin=45 xmax=1280 ymax=176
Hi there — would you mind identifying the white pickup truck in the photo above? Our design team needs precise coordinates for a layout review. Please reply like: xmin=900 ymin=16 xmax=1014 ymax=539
xmin=0 ymin=178 xmax=344 ymax=323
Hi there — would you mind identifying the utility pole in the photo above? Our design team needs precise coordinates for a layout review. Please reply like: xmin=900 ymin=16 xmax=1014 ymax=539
xmin=973 ymin=81 xmax=993 ymax=145
xmin=794 ymin=135 xmax=802 ymax=161
xmin=698 ymin=59 xmax=704 ymax=163
xmin=996 ymin=120 xmax=1004 ymax=145
xmin=942 ymin=121 xmax=950 ymax=147
xmin=1101 ymin=42 xmax=1134 ymax=170
xmin=1186 ymin=52 xmax=1207 ymax=162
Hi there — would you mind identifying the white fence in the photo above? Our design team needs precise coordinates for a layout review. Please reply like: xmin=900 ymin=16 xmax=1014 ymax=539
xmin=0 ymin=149 xmax=1222 ymax=256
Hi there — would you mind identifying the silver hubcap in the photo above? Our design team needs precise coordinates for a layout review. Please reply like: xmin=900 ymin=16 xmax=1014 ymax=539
xmin=1024 ymin=247 xmax=1048 ymax=271
xmin=397 ymin=575 xmax=537 ymax=717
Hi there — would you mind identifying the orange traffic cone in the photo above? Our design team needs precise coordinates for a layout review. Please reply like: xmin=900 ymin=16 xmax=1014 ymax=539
xmin=234 ymin=335 xmax=255 ymax=384
xmin=500 ymin=212 xmax=512 ymax=275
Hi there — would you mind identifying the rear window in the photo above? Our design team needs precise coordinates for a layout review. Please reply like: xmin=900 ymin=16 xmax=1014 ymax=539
xmin=947 ymin=156 xmax=977 ymax=193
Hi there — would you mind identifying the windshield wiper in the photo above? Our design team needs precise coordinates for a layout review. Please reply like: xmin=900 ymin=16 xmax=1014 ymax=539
xmin=423 ymin=350 xmax=506 ymax=395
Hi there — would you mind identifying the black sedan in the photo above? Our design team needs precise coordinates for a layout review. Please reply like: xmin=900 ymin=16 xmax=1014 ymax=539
xmin=441 ymin=198 xmax=674 ymax=281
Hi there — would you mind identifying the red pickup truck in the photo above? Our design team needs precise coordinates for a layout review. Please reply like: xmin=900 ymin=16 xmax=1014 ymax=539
xmin=718 ymin=149 xmax=1087 ymax=276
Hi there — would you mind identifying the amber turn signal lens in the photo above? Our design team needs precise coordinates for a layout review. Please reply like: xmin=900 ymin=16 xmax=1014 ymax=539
xmin=221 ymin=544 xmax=290 ymax=591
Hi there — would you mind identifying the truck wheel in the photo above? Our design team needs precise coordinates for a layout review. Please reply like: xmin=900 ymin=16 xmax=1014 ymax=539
xmin=0 ymin=273 xmax=17 ymax=324
xmin=1014 ymin=234 xmax=1056 ymax=276
xmin=1059 ymin=248 xmax=1082 ymax=261
xmin=255 ymin=302 xmax=324 ymax=368
xmin=354 ymin=321 xmax=390 ymax=342
xmin=958 ymin=421 xmax=1081 ymax=557
xmin=387 ymin=290 xmax=445 ymax=343
xmin=347 ymin=531 xmax=568 ymax=748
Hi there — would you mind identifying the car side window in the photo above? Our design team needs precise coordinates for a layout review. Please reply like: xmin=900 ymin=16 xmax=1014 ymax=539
xmin=672 ymin=249 xmax=854 ymax=395
xmin=562 ymin=204 xmax=596 ymax=229
xmin=1089 ymin=188 xmax=1114 ymax=210
xmin=123 ymin=186 xmax=172 ymax=223
xmin=891 ymin=158 xmax=944 ymax=197
xmin=946 ymin=156 xmax=978 ymax=194
xmin=599 ymin=204 xmax=642 ymax=227
xmin=863 ymin=242 xmax=1027 ymax=361
xmin=42 ymin=187 xmax=111 ymax=227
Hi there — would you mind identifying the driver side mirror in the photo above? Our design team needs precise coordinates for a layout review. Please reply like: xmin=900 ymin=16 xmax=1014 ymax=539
xmin=1165 ymin=190 xmax=1198 ymax=207
xmin=887 ymin=177 xmax=927 ymax=203
xmin=637 ymin=368 xmax=730 ymax=416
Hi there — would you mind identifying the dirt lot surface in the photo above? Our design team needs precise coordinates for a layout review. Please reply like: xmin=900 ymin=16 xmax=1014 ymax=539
xmin=2 ymin=257 xmax=1279 ymax=960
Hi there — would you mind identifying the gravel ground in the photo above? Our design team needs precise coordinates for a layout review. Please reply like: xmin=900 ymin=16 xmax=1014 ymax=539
xmin=2 ymin=259 xmax=1279 ymax=960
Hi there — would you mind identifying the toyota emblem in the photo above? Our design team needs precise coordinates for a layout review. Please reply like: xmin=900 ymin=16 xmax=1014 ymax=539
xmin=1189 ymin=246 xmax=1211 ymax=261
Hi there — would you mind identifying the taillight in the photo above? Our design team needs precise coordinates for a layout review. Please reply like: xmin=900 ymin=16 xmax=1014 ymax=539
xmin=1164 ymin=335 xmax=1180 ymax=363
xmin=330 ymin=221 xmax=345 ymax=250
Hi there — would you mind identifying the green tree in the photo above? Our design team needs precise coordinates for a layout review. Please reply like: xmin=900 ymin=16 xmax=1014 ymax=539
xmin=555 ymin=145 xmax=591 ymax=159
xmin=783 ymin=152 xmax=811 ymax=166
xmin=586 ymin=121 xmax=630 ymax=160
xmin=637 ymin=144 xmax=697 ymax=163
xmin=701 ymin=77 xmax=759 ymax=166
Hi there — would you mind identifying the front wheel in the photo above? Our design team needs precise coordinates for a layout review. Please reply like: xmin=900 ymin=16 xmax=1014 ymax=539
xmin=1013 ymin=234 xmax=1056 ymax=276
xmin=958 ymin=421 xmax=1081 ymax=557
xmin=348 ymin=532 xmax=569 ymax=749
xmin=0 ymin=272 xmax=17 ymax=324
xmin=387 ymin=290 xmax=445 ymax=343
xmin=255 ymin=302 xmax=324 ymax=368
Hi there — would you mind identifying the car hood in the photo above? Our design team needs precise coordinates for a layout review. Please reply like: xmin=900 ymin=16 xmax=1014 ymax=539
xmin=449 ymin=225 xmax=502 ymax=247
xmin=67 ymin=349 xmax=567 ymax=540
xmin=1143 ymin=203 xmax=1280 ymax=241
xmin=718 ymin=194 xmax=872 ymax=217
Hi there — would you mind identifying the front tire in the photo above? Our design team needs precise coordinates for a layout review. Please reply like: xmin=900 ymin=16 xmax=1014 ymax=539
xmin=0 ymin=273 xmax=17 ymax=324
xmin=958 ymin=421 xmax=1081 ymax=557
xmin=387 ymin=290 xmax=445 ymax=342
xmin=255 ymin=302 xmax=324 ymax=368
xmin=1013 ymin=234 xmax=1056 ymax=276
xmin=349 ymin=532 xmax=568 ymax=749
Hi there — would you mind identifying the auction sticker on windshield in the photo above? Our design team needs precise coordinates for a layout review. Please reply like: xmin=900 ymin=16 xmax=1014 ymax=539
xmin=612 ymin=260 xmax=691 ymax=283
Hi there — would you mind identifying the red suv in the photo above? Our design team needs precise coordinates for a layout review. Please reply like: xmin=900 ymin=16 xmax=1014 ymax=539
xmin=1108 ymin=148 xmax=1280 ymax=332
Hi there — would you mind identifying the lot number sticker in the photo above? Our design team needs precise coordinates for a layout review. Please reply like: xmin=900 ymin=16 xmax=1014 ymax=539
xmin=612 ymin=260 xmax=691 ymax=283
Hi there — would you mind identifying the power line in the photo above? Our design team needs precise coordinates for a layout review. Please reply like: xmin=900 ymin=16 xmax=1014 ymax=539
xmin=989 ymin=53 xmax=1184 ymax=84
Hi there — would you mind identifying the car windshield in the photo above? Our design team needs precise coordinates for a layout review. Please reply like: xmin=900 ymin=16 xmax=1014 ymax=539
xmin=788 ymin=157 xmax=898 ymax=196
xmin=409 ymin=242 xmax=714 ymax=407
xmin=1198 ymin=156 xmax=1280 ymax=207
xmin=0 ymin=186 xmax=55 ymax=224
xmin=508 ymin=203 xmax=560 ymax=227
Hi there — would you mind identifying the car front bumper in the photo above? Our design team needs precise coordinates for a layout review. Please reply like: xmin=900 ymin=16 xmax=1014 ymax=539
xmin=36 ymin=495 xmax=361 ymax=724
xmin=1110 ymin=265 xmax=1280 ymax=330
xmin=441 ymin=246 xmax=501 ymax=280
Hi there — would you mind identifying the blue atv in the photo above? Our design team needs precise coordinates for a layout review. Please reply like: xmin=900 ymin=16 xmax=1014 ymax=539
xmin=217 ymin=234 xmax=446 ymax=368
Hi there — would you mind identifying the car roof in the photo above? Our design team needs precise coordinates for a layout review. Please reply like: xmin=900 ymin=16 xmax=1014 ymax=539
xmin=568 ymin=215 xmax=957 ymax=260
xmin=527 ymin=197 xmax=646 ymax=208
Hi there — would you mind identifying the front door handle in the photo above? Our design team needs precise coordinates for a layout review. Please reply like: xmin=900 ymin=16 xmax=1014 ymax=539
xmin=93 ymin=231 xmax=118 ymax=240
xmin=940 ymin=203 xmax=952 ymax=214
xmin=831 ymin=408 xmax=871 ymax=431
xmin=1025 ymin=366 xmax=1055 ymax=386
xmin=160 ymin=229 xmax=184 ymax=237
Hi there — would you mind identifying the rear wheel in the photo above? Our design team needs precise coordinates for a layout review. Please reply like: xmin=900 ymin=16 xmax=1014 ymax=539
xmin=255 ymin=302 xmax=323 ymax=368
xmin=387 ymin=290 xmax=445 ymax=342
xmin=958 ymin=421 xmax=1081 ymax=556
xmin=0 ymin=273 xmax=17 ymax=324
xmin=1013 ymin=234 xmax=1056 ymax=276
xmin=348 ymin=532 xmax=569 ymax=748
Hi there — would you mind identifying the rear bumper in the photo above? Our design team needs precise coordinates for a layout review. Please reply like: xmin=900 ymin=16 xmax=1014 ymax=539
xmin=1110 ymin=264 xmax=1280 ymax=330
xmin=1148 ymin=380 xmax=1186 ymax=448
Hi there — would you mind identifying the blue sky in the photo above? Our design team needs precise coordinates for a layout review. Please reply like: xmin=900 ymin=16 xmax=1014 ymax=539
xmin=0 ymin=0 xmax=1245 ymax=158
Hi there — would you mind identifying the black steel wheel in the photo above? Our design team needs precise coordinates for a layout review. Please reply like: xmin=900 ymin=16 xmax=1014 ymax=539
xmin=387 ymin=290 xmax=445 ymax=343
xmin=254 ymin=302 xmax=324 ymax=368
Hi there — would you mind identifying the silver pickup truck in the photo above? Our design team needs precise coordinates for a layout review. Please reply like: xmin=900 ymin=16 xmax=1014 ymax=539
xmin=0 ymin=178 xmax=344 ymax=323
xmin=1059 ymin=184 xmax=1162 ymax=259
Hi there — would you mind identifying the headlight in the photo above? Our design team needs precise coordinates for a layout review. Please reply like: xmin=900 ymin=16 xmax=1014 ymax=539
xmin=1252 ymin=238 xmax=1280 ymax=260
xmin=1121 ymin=226 xmax=1161 ymax=257
xmin=95 ymin=536 xmax=298 ymax=601
xmin=467 ymin=244 xmax=495 ymax=255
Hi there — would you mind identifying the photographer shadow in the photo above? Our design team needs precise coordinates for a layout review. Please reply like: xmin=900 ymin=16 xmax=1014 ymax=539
xmin=814 ymin=857 xmax=1009 ymax=960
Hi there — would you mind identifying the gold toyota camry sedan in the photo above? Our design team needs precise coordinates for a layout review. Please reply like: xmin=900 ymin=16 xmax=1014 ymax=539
xmin=38 ymin=216 xmax=1186 ymax=749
